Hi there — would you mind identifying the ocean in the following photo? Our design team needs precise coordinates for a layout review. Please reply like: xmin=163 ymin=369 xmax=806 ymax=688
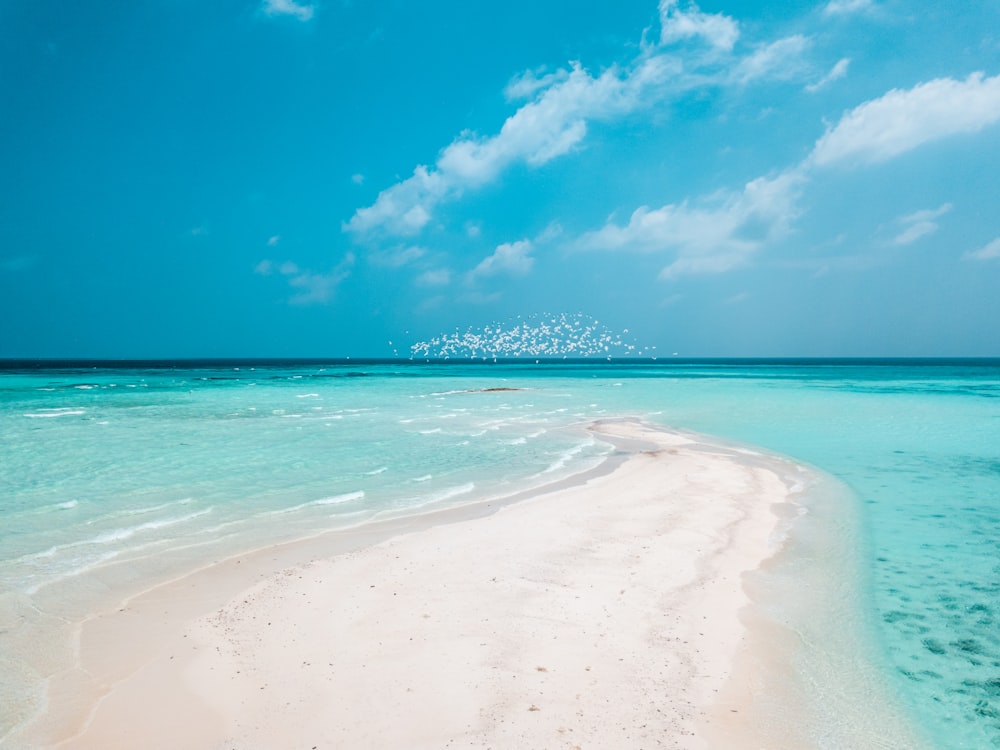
xmin=1 ymin=359 xmax=998 ymax=748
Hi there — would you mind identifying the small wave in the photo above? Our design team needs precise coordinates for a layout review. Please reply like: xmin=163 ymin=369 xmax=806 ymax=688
xmin=508 ymin=437 xmax=527 ymax=445
xmin=429 ymin=482 xmax=476 ymax=503
xmin=419 ymin=428 xmax=442 ymax=435
xmin=296 ymin=393 xmax=320 ymax=399
xmin=366 ymin=466 xmax=388 ymax=475
xmin=268 ymin=491 xmax=366 ymax=515
xmin=56 ymin=500 xmax=78 ymax=510
xmin=23 ymin=508 xmax=214 ymax=561
xmin=85 ymin=498 xmax=193 ymax=524
xmin=23 ymin=408 xmax=86 ymax=418
xmin=413 ymin=474 xmax=433 ymax=483
xmin=90 ymin=508 xmax=214 ymax=544
xmin=543 ymin=441 xmax=593 ymax=474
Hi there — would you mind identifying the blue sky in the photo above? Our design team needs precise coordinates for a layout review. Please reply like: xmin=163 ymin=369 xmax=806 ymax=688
xmin=2 ymin=0 xmax=999 ymax=358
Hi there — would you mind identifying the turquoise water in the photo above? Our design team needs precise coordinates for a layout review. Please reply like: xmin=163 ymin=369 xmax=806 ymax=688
xmin=1 ymin=359 xmax=999 ymax=747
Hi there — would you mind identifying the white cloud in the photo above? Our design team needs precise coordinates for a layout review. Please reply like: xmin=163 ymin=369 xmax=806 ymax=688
xmin=370 ymin=245 xmax=425 ymax=268
xmin=576 ymin=171 xmax=803 ymax=279
xmin=416 ymin=269 xmax=452 ymax=286
xmin=658 ymin=0 xmax=739 ymax=51
xmin=889 ymin=203 xmax=952 ymax=246
xmin=260 ymin=0 xmax=315 ymax=21
xmin=256 ymin=254 xmax=353 ymax=304
xmin=733 ymin=35 xmax=811 ymax=85
xmin=351 ymin=173 xmax=365 ymax=185
xmin=810 ymin=72 xmax=1000 ymax=167
xmin=468 ymin=240 xmax=535 ymax=281
xmin=345 ymin=57 xmax=678 ymax=237
xmin=287 ymin=254 xmax=355 ymax=305
xmin=822 ymin=0 xmax=874 ymax=17
xmin=505 ymin=67 xmax=571 ymax=101
xmin=267 ymin=235 xmax=281 ymax=247
xmin=964 ymin=237 xmax=1000 ymax=261
xmin=806 ymin=57 xmax=850 ymax=93
xmin=343 ymin=1 xmax=825 ymax=243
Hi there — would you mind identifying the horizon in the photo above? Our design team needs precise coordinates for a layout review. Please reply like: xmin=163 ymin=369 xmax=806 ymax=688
xmin=2 ymin=1 xmax=998 ymax=358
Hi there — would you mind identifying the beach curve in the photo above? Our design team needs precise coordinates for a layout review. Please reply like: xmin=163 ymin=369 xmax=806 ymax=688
xmin=28 ymin=419 xmax=827 ymax=749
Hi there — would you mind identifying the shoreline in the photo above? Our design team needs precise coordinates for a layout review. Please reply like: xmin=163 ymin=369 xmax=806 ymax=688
xmin=18 ymin=419 xmax=914 ymax=748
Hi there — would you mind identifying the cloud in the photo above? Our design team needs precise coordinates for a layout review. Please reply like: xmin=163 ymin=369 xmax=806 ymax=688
xmin=345 ymin=1 xmax=811 ymax=242
xmin=889 ymin=203 xmax=952 ymax=246
xmin=810 ymin=72 xmax=1000 ymax=167
xmin=505 ymin=67 xmax=571 ymax=101
xmin=257 ymin=254 xmax=355 ymax=304
xmin=351 ymin=173 xmax=365 ymax=185
xmin=287 ymin=254 xmax=355 ymax=305
xmin=575 ymin=171 xmax=804 ymax=279
xmin=658 ymin=0 xmax=739 ymax=51
xmin=416 ymin=269 xmax=451 ymax=286
xmin=345 ymin=57 xmax=678 ymax=238
xmin=467 ymin=240 xmax=535 ymax=281
xmin=806 ymin=57 xmax=850 ymax=93
xmin=369 ymin=245 xmax=425 ymax=268
xmin=964 ymin=237 xmax=1000 ymax=261
xmin=733 ymin=35 xmax=811 ymax=85
xmin=267 ymin=235 xmax=281 ymax=247
xmin=260 ymin=0 xmax=315 ymax=21
xmin=822 ymin=0 xmax=874 ymax=16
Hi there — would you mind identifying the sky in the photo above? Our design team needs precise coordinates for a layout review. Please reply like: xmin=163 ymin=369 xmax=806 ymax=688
xmin=1 ymin=0 xmax=999 ymax=358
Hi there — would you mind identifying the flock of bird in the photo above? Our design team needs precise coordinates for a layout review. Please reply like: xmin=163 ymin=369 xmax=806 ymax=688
xmin=407 ymin=313 xmax=657 ymax=360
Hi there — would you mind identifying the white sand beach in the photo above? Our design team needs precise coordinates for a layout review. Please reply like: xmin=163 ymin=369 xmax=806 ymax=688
xmin=31 ymin=420 xmax=802 ymax=749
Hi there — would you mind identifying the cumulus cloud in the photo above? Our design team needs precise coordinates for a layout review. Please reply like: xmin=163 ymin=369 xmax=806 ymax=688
xmin=345 ymin=57 xmax=677 ymax=238
xmin=416 ymin=269 xmax=452 ymax=286
xmin=658 ymin=0 xmax=739 ymax=51
xmin=369 ymin=245 xmax=425 ymax=268
xmin=345 ymin=0 xmax=814 ymax=242
xmin=889 ymin=203 xmax=952 ymax=246
xmin=733 ymin=35 xmax=811 ymax=85
xmin=810 ymin=72 xmax=1000 ymax=167
xmin=505 ymin=67 xmax=571 ymax=101
xmin=806 ymin=57 xmax=850 ymax=93
xmin=257 ymin=254 xmax=354 ymax=304
xmin=260 ymin=0 xmax=315 ymax=21
xmin=964 ymin=237 xmax=1000 ymax=261
xmin=822 ymin=0 xmax=874 ymax=16
xmin=575 ymin=171 xmax=804 ymax=279
xmin=467 ymin=240 xmax=535 ymax=281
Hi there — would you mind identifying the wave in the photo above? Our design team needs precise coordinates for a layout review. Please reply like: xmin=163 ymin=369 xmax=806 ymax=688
xmin=22 ymin=408 xmax=86 ymax=418
xmin=22 ymin=507 xmax=215 ymax=562
xmin=542 ymin=440 xmax=594 ymax=474
xmin=267 ymin=491 xmax=366 ymax=515
xmin=84 ymin=498 xmax=194 ymax=524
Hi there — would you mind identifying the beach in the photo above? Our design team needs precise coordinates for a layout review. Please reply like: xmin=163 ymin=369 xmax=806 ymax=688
xmin=21 ymin=419 xmax=802 ymax=749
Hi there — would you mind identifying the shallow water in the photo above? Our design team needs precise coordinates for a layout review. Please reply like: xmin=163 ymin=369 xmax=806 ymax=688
xmin=2 ymin=359 xmax=998 ymax=748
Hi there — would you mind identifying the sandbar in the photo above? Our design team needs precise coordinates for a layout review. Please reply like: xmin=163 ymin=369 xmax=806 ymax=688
xmin=32 ymin=419 xmax=803 ymax=749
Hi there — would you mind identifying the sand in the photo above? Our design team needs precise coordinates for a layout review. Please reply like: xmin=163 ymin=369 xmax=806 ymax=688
xmin=33 ymin=419 xmax=800 ymax=749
